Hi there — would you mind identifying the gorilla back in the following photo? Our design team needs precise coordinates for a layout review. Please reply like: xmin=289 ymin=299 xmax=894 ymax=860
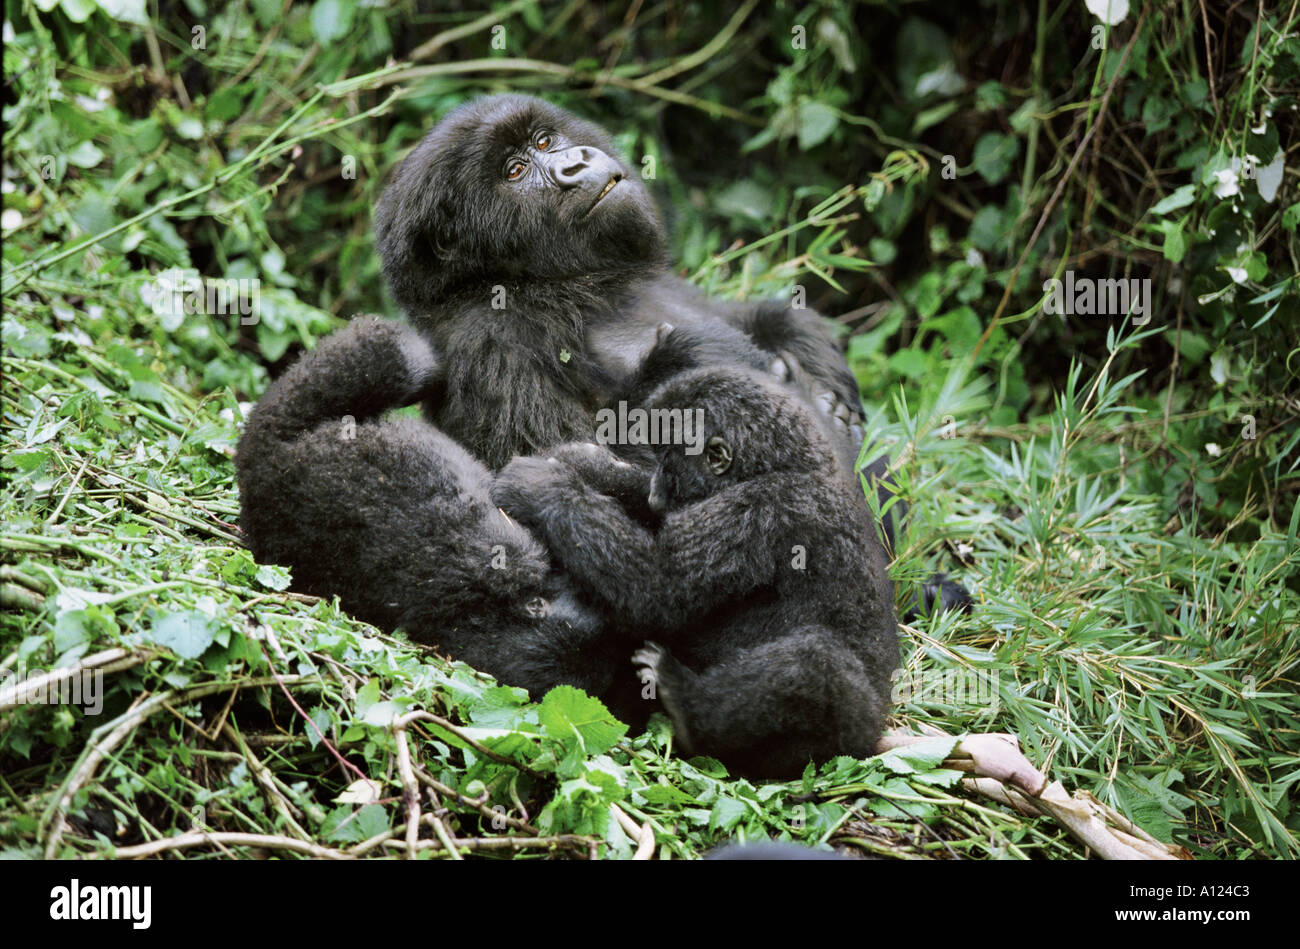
xmin=235 ymin=317 xmax=622 ymax=701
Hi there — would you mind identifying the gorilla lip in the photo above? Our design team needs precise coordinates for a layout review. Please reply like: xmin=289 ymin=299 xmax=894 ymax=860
xmin=585 ymin=175 xmax=621 ymax=215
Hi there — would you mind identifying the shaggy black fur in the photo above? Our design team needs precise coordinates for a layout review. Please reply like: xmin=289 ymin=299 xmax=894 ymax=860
xmin=235 ymin=317 xmax=624 ymax=701
xmin=491 ymin=359 xmax=899 ymax=778
xmin=371 ymin=93 xmax=866 ymax=472
xmin=236 ymin=95 xmax=967 ymax=771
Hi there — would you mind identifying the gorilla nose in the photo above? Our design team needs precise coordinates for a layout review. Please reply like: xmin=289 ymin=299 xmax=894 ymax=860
xmin=557 ymin=146 xmax=622 ymax=188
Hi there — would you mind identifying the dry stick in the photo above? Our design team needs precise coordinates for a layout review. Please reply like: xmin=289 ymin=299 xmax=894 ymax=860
xmin=347 ymin=829 xmax=396 ymax=858
xmin=0 ymin=564 xmax=47 ymax=593
xmin=609 ymin=804 xmax=657 ymax=861
xmin=45 ymin=454 xmax=91 ymax=527
xmin=262 ymin=646 xmax=370 ymax=786
xmin=886 ymin=726 xmax=1188 ymax=859
xmin=223 ymin=0 xmax=292 ymax=88
xmin=108 ymin=832 xmax=350 ymax=860
xmin=636 ymin=0 xmax=760 ymax=87
xmin=423 ymin=802 xmax=463 ymax=861
xmin=40 ymin=675 xmax=308 ymax=857
xmin=633 ymin=821 xmax=655 ymax=861
xmin=594 ymin=0 xmax=646 ymax=91
xmin=966 ymin=778 xmax=1188 ymax=860
xmin=1198 ymin=0 xmax=1221 ymax=116
xmin=397 ymin=710 xmax=546 ymax=780
xmin=968 ymin=8 xmax=1146 ymax=364
xmin=379 ymin=835 xmax=594 ymax=856
xmin=0 ymin=584 xmax=44 ymax=611
xmin=876 ymin=732 xmax=1048 ymax=797
xmin=376 ymin=59 xmax=758 ymax=126
xmin=0 ymin=648 xmax=152 ymax=715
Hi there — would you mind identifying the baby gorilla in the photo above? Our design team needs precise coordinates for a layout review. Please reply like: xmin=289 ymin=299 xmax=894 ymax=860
xmin=492 ymin=364 xmax=899 ymax=778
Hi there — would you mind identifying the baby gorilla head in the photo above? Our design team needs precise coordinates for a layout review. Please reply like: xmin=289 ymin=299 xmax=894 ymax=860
xmin=374 ymin=94 xmax=666 ymax=312
xmin=641 ymin=367 xmax=840 ymax=513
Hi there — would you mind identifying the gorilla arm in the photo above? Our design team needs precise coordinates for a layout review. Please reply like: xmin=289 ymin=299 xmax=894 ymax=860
xmin=492 ymin=457 xmax=808 ymax=631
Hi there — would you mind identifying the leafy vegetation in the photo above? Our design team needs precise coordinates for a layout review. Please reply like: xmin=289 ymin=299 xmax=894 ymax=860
xmin=2 ymin=1 xmax=1297 ymax=859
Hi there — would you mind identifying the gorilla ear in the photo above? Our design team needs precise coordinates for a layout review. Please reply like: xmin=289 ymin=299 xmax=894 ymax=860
xmin=706 ymin=436 xmax=732 ymax=476
xmin=426 ymin=210 xmax=461 ymax=263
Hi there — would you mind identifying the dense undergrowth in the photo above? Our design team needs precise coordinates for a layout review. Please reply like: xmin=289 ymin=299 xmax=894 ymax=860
xmin=1 ymin=1 xmax=1297 ymax=858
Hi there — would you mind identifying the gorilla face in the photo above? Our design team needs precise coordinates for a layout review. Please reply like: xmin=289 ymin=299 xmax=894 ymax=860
xmin=375 ymin=95 xmax=667 ymax=312
xmin=643 ymin=368 xmax=837 ymax=513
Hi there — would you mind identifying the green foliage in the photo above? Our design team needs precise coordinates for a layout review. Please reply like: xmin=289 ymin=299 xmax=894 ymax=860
xmin=1 ymin=0 xmax=1297 ymax=859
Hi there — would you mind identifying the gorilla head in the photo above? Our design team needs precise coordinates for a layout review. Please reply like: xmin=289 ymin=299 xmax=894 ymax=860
xmin=375 ymin=94 xmax=667 ymax=313
xmin=642 ymin=366 xmax=839 ymax=513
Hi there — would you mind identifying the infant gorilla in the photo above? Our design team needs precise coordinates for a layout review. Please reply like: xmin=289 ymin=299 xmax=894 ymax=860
xmin=493 ymin=353 xmax=899 ymax=778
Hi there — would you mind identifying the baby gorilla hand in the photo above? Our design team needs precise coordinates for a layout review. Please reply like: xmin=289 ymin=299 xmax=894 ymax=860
xmin=546 ymin=441 xmax=651 ymax=498
xmin=490 ymin=454 xmax=573 ymax=531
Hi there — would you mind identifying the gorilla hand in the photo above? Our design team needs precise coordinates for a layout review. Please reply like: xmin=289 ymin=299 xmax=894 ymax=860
xmin=768 ymin=349 xmax=864 ymax=446
xmin=546 ymin=441 xmax=651 ymax=498
xmin=490 ymin=455 xmax=573 ymax=532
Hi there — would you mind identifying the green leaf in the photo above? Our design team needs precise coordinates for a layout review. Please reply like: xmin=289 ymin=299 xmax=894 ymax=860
xmin=255 ymin=564 xmax=292 ymax=591
xmin=971 ymin=132 xmax=1018 ymax=185
xmin=888 ymin=348 xmax=928 ymax=379
xmin=708 ymin=796 xmax=748 ymax=833
xmin=310 ymin=0 xmax=356 ymax=44
xmin=1149 ymin=184 xmax=1195 ymax=215
xmin=538 ymin=685 xmax=627 ymax=758
xmin=1161 ymin=220 xmax=1188 ymax=263
xmin=716 ymin=180 xmax=773 ymax=223
xmin=1281 ymin=202 xmax=1300 ymax=233
xmin=876 ymin=736 xmax=959 ymax=773
xmin=66 ymin=141 xmax=104 ymax=169
xmin=94 ymin=0 xmax=148 ymax=25
xmin=797 ymin=101 xmax=839 ymax=150
xmin=147 ymin=611 xmax=217 ymax=660
xmin=53 ymin=610 xmax=91 ymax=652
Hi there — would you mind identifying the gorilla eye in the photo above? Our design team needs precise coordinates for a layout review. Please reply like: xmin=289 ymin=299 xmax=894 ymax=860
xmin=705 ymin=437 xmax=732 ymax=476
xmin=506 ymin=160 xmax=526 ymax=181
xmin=535 ymin=132 xmax=552 ymax=150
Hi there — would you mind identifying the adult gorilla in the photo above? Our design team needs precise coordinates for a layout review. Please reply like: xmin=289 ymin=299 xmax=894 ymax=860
xmin=371 ymin=94 xmax=872 ymax=478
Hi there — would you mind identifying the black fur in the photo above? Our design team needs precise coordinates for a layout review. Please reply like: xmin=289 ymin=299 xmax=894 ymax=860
xmin=371 ymin=93 xmax=866 ymax=472
xmin=236 ymin=95 xmax=968 ymax=766
xmin=235 ymin=317 xmax=623 ymax=701
xmin=492 ymin=361 xmax=899 ymax=779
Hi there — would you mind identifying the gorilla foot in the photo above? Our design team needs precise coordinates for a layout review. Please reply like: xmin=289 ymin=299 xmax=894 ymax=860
xmin=633 ymin=642 xmax=695 ymax=754
xmin=904 ymin=572 xmax=974 ymax=622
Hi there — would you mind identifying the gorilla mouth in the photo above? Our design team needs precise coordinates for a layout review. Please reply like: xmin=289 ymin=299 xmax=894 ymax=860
xmin=586 ymin=174 xmax=623 ymax=215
